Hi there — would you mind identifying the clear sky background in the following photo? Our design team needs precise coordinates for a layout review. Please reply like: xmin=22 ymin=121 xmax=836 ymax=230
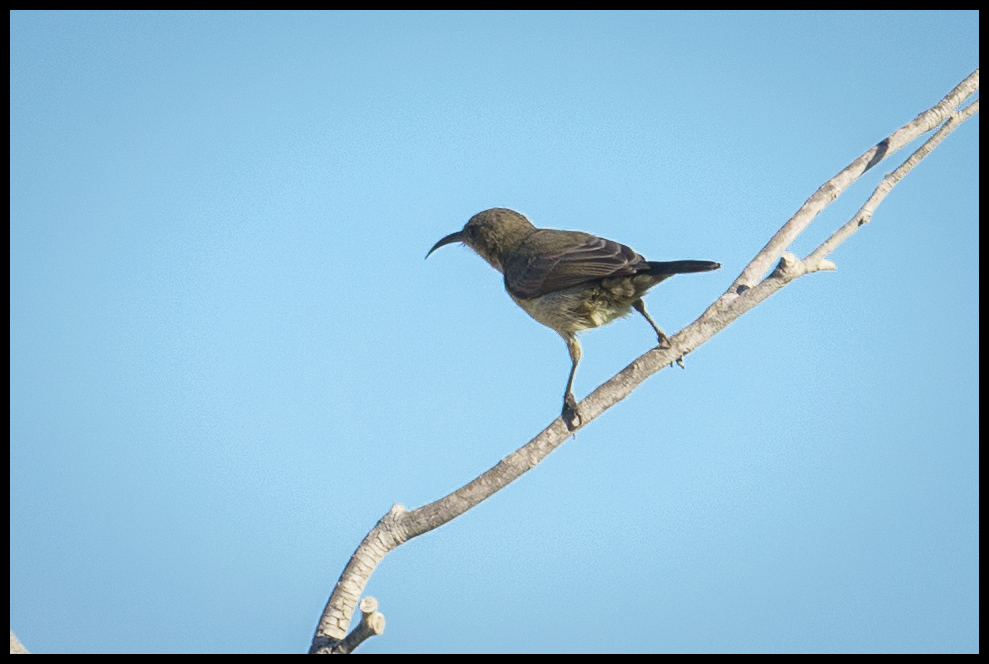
xmin=10 ymin=11 xmax=979 ymax=654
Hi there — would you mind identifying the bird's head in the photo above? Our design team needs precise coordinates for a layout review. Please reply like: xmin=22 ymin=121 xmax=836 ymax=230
xmin=426 ymin=208 xmax=536 ymax=273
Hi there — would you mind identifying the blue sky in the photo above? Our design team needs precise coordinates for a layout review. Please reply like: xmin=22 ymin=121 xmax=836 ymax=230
xmin=10 ymin=11 xmax=978 ymax=653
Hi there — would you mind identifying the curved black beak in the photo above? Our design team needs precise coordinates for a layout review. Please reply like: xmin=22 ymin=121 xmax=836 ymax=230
xmin=425 ymin=230 xmax=465 ymax=259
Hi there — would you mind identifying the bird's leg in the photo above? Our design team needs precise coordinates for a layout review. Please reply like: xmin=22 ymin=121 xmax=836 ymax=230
xmin=561 ymin=334 xmax=582 ymax=429
xmin=632 ymin=299 xmax=669 ymax=346
xmin=632 ymin=299 xmax=685 ymax=368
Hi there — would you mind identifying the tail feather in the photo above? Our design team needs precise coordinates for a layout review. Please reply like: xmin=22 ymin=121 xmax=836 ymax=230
xmin=645 ymin=260 xmax=721 ymax=276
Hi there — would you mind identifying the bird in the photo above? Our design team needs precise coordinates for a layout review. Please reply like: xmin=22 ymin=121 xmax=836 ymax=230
xmin=427 ymin=208 xmax=720 ymax=427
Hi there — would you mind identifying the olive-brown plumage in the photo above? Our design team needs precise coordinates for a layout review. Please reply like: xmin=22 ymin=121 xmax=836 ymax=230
xmin=428 ymin=208 xmax=720 ymax=426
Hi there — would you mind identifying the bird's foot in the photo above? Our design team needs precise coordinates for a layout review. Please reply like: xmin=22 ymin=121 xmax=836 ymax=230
xmin=654 ymin=333 xmax=684 ymax=368
xmin=562 ymin=393 xmax=581 ymax=431
xmin=656 ymin=331 xmax=672 ymax=349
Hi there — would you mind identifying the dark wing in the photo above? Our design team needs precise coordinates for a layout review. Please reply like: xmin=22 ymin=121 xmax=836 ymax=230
xmin=503 ymin=229 xmax=647 ymax=299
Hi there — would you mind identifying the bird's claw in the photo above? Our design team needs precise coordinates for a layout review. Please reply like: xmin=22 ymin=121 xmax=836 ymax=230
xmin=656 ymin=336 xmax=685 ymax=369
xmin=562 ymin=393 xmax=581 ymax=430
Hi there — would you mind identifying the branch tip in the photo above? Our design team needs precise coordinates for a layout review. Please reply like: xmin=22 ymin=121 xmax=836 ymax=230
xmin=331 ymin=596 xmax=387 ymax=654
xmin=358 ymin=596 xmax=379 ymax=614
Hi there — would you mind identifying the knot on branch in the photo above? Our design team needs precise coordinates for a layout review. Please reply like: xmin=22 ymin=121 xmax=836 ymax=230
xmin=772 ymin=252 xmax=804 ymax=280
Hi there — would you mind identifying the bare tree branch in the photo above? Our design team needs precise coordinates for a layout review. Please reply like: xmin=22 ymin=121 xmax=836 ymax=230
xmin=732 ymin=69 xmax=979 ymax=291
xmin=309 ymin=68 xmax=979 ymax=654
xmin=807 ymin=97 xmax=980 ymax=267
xmin=10 ymin=630 xmax=29 ymax=655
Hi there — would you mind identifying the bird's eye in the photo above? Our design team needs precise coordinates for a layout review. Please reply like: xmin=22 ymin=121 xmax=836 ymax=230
xmin=466 ymin=226 xmax=478 ymax=238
